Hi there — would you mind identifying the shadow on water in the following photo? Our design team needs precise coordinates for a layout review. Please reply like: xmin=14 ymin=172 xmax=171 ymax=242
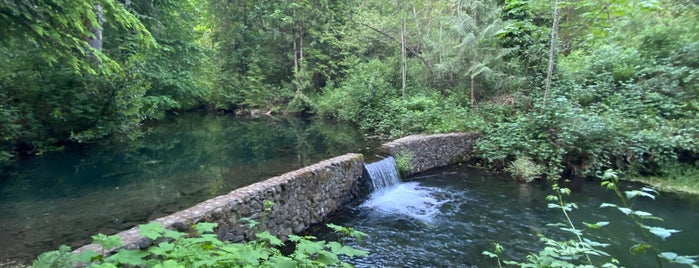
xmin=0 ymin=113 xmax=379 ymax=265
xmin=312 ymin=164 xmax=699 ymax=268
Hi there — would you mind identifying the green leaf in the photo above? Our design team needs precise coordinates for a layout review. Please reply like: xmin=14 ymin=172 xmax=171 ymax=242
xmin=630 ymin=243 xmax=653 ymax=254
xmin=658 ymin=252 xmax=696 ymax=264
xmin=105 ymin=249 xmax=149 ymax=266
xmin=617 ymin=207 xmax=633 ymax=215
xmin=482 ymin=251 xmax=499 ymax=258
xmin=153 ymin=260 xmax=186 ymax=268
xmin=194 ymin=222 xmax=218 ymax=234
xmin=92 ymin=233 xmax=123 ymax=250
xmin=91 ymin=263 xmax=119 ymax=268
xmin=139 ymin=222 xmax=165 ymax=240
xmin=582 ymin=238 xmax=610 ymax=248
xmin=256 ymin=231 xmax=283 ymax=246
xmin=316 ymin=251 xmax=340 ymax=265
xmin=162 ymin=229 xmax=186 ymax=240
xmin=599 ymin=203 xmax=618 ymax=208
xmin=288 ymin=235 xmax=303 ymax=243
xmin=643 ymin=226 xmax=680 ymax=240
xmin=625 ymin=190 xmax=656 ymax=200
xmin=149 ymin=241 xmax=175 ymax=256
xmin=241 ymin=217 xmax=259 ymax=229
xmin=70 ymin=250 xmax=99 ymax=263
xmin=583 ymin=221 xmax=609 ymax=229
xmin=272 ymin=258 xmax=297 ymax=268
xmin=560 ymin=227 xmax=583 ymax=236
xmin=660 ymin=252 xmax=678 ymax=260
xmin=632 ymin=210 xmax=653 ymax=217
xmin=326 ymin=223 xmax=345 ymax=233
xmin=548 ymin=203 xmax=561 ymax=209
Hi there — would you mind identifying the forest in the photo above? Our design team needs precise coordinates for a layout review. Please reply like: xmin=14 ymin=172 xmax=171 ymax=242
xmin=1 ymin=0 xmax=698 ymax=191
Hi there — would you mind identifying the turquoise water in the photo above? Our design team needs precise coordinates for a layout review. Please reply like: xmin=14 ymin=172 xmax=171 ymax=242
xmin=0 ymin=113 xmax=379 ymax=265
xmin=313 ymin=165 xmax=699 ymax=267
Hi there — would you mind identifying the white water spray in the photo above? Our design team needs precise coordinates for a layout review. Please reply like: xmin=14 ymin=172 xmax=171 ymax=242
xmin=363 ymin=157 xmax=450 ymax=222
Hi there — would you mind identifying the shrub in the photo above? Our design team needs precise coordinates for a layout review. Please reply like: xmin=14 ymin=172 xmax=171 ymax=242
xmin=505 ymin=156 xmax=544 ymax=183
xmin=394 ymin=150 xmax=414 ymax=178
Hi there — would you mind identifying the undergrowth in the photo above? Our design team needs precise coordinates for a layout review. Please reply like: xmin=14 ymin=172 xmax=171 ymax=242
xmin=33 ymin=216 xmax=367 ymax=267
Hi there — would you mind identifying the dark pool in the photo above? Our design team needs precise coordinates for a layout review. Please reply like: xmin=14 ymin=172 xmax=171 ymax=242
xmin=312 ymin=164 xmax=699 ymax=267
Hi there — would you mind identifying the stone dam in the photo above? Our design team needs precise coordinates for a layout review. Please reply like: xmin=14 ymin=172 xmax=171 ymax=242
xmin=75 ymin=132 xmax=479 ymax=254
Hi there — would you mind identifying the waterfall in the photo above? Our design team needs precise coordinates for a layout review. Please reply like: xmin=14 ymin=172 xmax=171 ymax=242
xmin=362 ymin=157 xmax=448 ymax=222
xmin=364 ymin=156 xmax=402 ymax=191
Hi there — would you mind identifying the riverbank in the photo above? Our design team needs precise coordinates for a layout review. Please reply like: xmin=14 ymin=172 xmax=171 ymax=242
xmin=626 ymin=175 xmax=699 ymax=196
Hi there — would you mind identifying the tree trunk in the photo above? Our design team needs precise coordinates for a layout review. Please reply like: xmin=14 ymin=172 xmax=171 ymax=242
xmin=292 ymin=9 xmax=298 ymax=72
xmin=544 ymin=0 xmax=560 ymax=107
xmin=401 ymin=16 xmax=407 ymax=96
xmin=470 ymin=76 xmax=475 ymax=109
xmin=299 ymin=21 xmax=304 ymax=72
xmin=87 ymin=4 xmax=103 ymax=51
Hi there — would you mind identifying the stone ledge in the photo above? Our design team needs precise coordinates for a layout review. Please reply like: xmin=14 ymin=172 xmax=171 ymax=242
xmin=75 ymin=153 xmax=365 ymax=254
xmin=380 ymin=132 xmax=480 ymax=176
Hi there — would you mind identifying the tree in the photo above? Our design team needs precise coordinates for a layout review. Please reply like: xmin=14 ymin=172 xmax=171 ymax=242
xmin=431 ymin=0 xmax=511 ymax=107
xmin=543 ymin=0 xmax=560 ymax=107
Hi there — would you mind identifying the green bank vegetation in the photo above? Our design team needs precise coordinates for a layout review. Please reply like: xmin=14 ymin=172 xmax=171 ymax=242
xmin=2 ymin=0 xmax=697 ymax=265
xmin=33 ymin=201 xmax=368 ymax=268
xmin=2 ymin=0 xmax=696 ymax=192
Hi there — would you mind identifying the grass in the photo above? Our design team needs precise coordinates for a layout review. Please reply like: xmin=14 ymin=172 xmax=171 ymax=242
xmin=625 ymin=163 xmax=699 ymax=195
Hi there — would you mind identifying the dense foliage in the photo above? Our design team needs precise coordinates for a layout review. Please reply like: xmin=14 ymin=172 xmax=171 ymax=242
xmin=32 ymin=221 xmax=367 ymax=268
xmin=1 ymin=0 xmax=698 ymax=186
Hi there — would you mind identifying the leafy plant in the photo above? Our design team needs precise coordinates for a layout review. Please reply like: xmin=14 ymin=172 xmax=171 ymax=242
xmin=505 ymin=156 xmax=545 ymax=183
xmin=483 ymin=170 xmax=699 ymax=267
xmin=32 ymin=221 xmax=368 ymax=268
xmin=394 ymin=150 xmax=414 ymax=178
xmin=599 ymin=169 xmax=698 ymax=267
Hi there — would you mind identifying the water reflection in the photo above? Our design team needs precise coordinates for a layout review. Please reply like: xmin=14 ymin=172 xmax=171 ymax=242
xmin=0 ymin=113 xmax=378 ymax=264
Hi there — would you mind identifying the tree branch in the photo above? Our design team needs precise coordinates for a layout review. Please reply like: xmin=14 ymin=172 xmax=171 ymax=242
xmin=354 ymin=20 xmax=434 ymax=76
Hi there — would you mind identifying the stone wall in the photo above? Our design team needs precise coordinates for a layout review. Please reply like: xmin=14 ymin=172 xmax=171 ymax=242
xmin=76 ymin=153 xmax=366 ymax=254
xmin=75 ymin=133 xmax=481 ymax=255
xmin=379 ymin=132 xmax=480 ymax=176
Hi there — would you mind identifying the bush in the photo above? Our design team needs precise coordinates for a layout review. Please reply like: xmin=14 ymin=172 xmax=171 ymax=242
xmin=394 ymin=150 xmax=414 ymax=178
xmin=477 ymin=97 xmax=624 ymax=179
xmin=506 ymin=156 xmax=545 ymax=183
xmin=316 ymin=59 xmax=398 ymax=132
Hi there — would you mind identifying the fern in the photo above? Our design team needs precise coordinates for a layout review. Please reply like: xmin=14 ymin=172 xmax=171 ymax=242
xmin=32 ymin=245 xmax=73 ymax=268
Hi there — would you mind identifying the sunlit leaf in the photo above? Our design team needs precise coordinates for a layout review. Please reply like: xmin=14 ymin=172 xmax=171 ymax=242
xmin=70 ymin=250 xmax=99 ymax=263
xmin=583 ymin=221 xmax=609 ymax=229
xmin=105 ymin=249 xmax=149 ymax=266
xmin=625 ymin=190 xmax=656 ymax=200
xmin=153 ymin=260 xmax=185 ymax=268
xmin=630 ymin=243 xmax=653 ymax=254
xmin=92 ymin=233 xmax=123 ymax=250
xmin=194 ymin=222 xmax=218 ymax=234
xmin=139 ymin=222 xmax=165 ymax=240
xmin=644 ymin=226 xmax=680 ymax=240
xmin=617 ymin=207 xmax=633 ymax=215
xmin=256 ymin=231 xmax=283 ymax=246
xmin=548 ymin=203 xmax=561 ymax=209
xmin=600 ymin=203 xmax=617 ymax=208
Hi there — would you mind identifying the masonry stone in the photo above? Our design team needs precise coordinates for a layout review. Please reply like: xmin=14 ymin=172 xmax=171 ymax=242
xmin=74 ymin=133 xmax=480 ymax=257
xmin=379 ymin=132 xmax=480 ymax=176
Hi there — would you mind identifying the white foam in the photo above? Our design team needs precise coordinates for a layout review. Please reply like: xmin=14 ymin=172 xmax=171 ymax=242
xmin=360 ymin=182 xmax=449 ymax=222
